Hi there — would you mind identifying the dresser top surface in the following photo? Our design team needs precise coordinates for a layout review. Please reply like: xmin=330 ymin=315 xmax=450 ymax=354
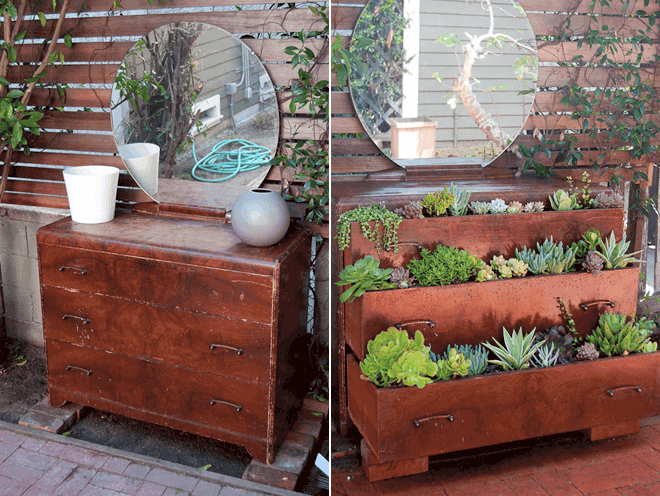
xmin=37 ymin=210 xmax=310 ymax=274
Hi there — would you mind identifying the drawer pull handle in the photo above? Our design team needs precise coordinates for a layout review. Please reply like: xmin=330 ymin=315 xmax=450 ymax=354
xmin=384 ymin=242 xmax=423 ymax=252
xmin=65 ymin=365 xmax=92 ymax=376
xmin=396 ymin=320 xmax=435 ymax=330
xmin=607 ymin=386 xmax=642 ymax=397
xmin=62 ymin=314 xmax=90 ymax=325
xmin=209 ymin=344 xmax=244 ymax=355
xmin=210 ymin=399 xmax=242 ymax=412
xmin=413 ymin=414 xmax=454 ymax=427
xmin=580 ymin=300 xmax=615 ymax=311
xmin=58 ymin=265 xmax=88 ymax=275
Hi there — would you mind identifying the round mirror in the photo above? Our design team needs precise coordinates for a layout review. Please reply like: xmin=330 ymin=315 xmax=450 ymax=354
xmin=349 ymin=0 xmax=538 ymax=168
xmin=111 ymin=22 xmax=279 ymax=210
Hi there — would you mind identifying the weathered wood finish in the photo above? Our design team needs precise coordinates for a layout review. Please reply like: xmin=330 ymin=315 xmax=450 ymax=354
xmin=1 ymin=1 xmax=329 ymax=209
xmin=346 ymin=268 xmax=639 ymax=361
xmin=347 ymin=352 xmax=660 ymax=464
xmin=38 ymin=212 xmax=312 ymax=464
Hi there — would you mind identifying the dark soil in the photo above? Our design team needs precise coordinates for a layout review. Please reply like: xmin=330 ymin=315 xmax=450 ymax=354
xmin=0 ymin=338 xmax=47 ymax=423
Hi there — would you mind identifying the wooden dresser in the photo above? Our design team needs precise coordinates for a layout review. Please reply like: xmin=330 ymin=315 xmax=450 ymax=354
xmin=37 ymin=210 xmax=311 ymax=464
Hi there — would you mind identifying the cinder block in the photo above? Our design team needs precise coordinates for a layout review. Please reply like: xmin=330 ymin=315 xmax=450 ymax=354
xmin=3 ymin=285 xmax=35 ymax=323
xmin=5 ymin=317 xmax=44 ymax=346
xmin=0 ymin=216 xmax=29 ymax=257
xmin=0 ymin=253 xmax=39 ymax=291
xmin=5 ymin=205 xmax=68 ymax=225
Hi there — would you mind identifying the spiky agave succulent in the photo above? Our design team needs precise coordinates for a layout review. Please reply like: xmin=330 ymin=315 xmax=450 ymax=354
xmin=594 ymin=230 xmax=643 ymax=270
xmin=483 ymin=327 xmax=545 ymax=370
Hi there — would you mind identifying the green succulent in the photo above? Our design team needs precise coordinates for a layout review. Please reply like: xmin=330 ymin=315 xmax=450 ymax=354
xmin=530 ymin=343 xmax=560 ymax=368
xmin=469 ymin=201 xmax=491 ymax=215
xmin=436 ymin=348 xmax=471 ymax=380
xmin=337 ymin=256 xmax=395 ymax=303
xmin=508 ymin=259 xmax=528 ymax=277
xmin=571 ymin=228 xmax=602 ymax=263
xmin=483 ymin=327 xmax=545 ymax=370
xmin=490 ymin=256 xmax=528 ymax=278
xmin=476 ymin=265 xmax=496 ymax=282
xmin=421 ymin=187 xmax=455 ymax=217
xmin=549 ymin=190 xmax=579 ymax=211
xmin=515 ymin=248 xmax=549 ymax=275
xmin=406 ymin=245 xmax=481 ymax=287
xmin=489 ymin=198 xmax=508 ymax=214
xmin=586 ymin=312 xmax=650 ymax=357
xmin=448 ymin=183 xmax=471 ymax=216
xmin=642 ymin=341 xmax=658 ymax=353
xmin=436 ymin=344 xmax=488 ymax=376
xmin=595 ymin=230 xmax=643 ymax=269
xmin=359 ymin=328 xmax=429 ymax=387
xmin=335 ymin=203 xmax=402 ymax=253
xmin=390 ymin=350 xmax=439 ymax=388
xmin=515 ymin=237 xmax=577 ymax=275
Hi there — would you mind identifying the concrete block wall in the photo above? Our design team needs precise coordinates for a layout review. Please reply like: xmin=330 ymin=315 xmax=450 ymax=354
xmin=0 ymin=205 xmax=70 ymax=346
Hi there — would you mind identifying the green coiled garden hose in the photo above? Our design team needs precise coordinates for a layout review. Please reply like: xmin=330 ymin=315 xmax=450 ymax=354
xmin=191 ymin=138 xmax=271 ymax=182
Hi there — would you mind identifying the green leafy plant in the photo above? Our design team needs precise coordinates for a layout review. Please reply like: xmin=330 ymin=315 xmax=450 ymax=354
xmin=336 ymin=256 xmax=395 ymax=303
xmin=448 ymin=183 xmax=471 ymax=216
xmin=435 ymin=348 xmax=471 ymax=380
xmin=566 ymin=172 xmax=594 ymax=209
xmin=586 ymin=312 xmax=652 ymax=357
xmin=359 ymin=328 xmax=430 ymax=387
xmin=549 ymin=190 xmax=579 ymax=211
xmin=434 ymin=344 xmax=488 ymax=376
xmin=530 ymin=343 xmax=560 ymax=368
xmin=390 ymin=350 xmax=439 ymax=388
xmin=406 ymin=245 xmax=482 ymax=287
xmin=595 ymin=230 xmax=643 ymax=270
xmin=421 ymin=187 xmax=455 ymax=217
xmin=515 ymin=237 xmax=578 ymax=275
xmin=483 ymin=327 xmax=544 ymax=371
xmin=335 ymin=203 xmax=402 ymax=253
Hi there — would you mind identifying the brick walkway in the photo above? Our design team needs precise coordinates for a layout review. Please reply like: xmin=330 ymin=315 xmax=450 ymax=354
xmin=0 ymin=421 xmax=300 ymax=496
xmin=333 ymin=417 xmax=660 ymax=496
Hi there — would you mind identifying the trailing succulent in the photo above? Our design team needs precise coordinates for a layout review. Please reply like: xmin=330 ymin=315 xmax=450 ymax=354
xmin=421 ymin=187 xmax=455 ymax=217
xmin=483 ymin=327 xmax=545 ymax=370
xmin=336 ymin=256 xmax=395 ymax=303
xmin=406 ymin=245 xmax=483 ymax=287
xmin=432 ymin=344 xmax=489 ymax=376
xmin=586 ymin=312 xmax=653 ymax=357
xmin=335 ymin=203 xmax=402 ymax=253
xmin=594 ymin=230 xmax=642 ymax=269
xmin=359 ymin=328 xmax=432 ymax=387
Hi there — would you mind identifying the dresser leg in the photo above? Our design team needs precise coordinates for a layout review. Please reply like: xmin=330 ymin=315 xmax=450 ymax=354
xmin=361 ymin=439 xmax=428 ymax=482
xmin=48 ymin=389 xmax=67 ymax=408
xmin=589 ymin=420 xmax=640 ymax=441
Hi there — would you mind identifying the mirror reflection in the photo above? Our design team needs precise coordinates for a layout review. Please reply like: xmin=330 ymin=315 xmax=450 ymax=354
xmin=111 ymin=22 xmax=279 ymax=209
xmin=349 ymin=0 xmax=537 ymax=167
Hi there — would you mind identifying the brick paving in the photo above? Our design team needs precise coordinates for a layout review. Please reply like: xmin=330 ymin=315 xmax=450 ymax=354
xmin=0 ymin=421 xmax=300 ymax=496
xmin=333 ymin=416 xmax=660 ymax=495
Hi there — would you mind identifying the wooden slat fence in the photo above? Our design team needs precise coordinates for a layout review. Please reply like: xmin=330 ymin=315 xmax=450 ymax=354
xmin=0 ymin=0 xmax=329 ymax=215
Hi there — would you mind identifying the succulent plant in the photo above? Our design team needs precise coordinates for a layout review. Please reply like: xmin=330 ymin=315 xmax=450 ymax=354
xmin=642 ymin=341 xmax=658 ymax=353
xmin=407 ymin=245 xmax=481 ymax=287
xmin=335 ymin=203 xmax=402 ymax=253
xmin=531 ymin=343 xmax=561 ymax=368
xmin=389 ymin=267 xmax=416 ymax=289
xmin=506 ymin=201 xmax=524 ymax=214
xmin=572 ymin=228 xmax=603 ymax=265
xmin=593 ymin=191 xmax=624 ymax=209
xmin=576 ymin=342 xmax=599 ymax=360
xmin=595 ymin=230 xmax=643 ymax=270
xmin=359 ymin=328 xmax=429 ymax=387
xmin=549 ymin=190 xmax=579 ymax=211
xmin=508 ymin=259 xmax=528 ymax=277
xmin=337 ymin=256 xmax=395 ymax=303
xmin=489 ymin=198 xmax=508 ymax=214
xmin=393 ymin=201 xmax=424 ymax=219
xmin=436 ymin=344 xmax=489 ymax=376
xmin=469 ymin=201 xmax=491 ymax=215
xmin=515 ymin=237 xmax=577 ymax=275
xmin=421 ymin=187 xmax=455 ymax=217
xmin=476 ymin=265 xmax=497 ymax=282
xmin=390 ymin=350 xmax=439 ymax=388
xmin=523 ymin=201 xmax=545 ymax=213
xmin=536 ymin=325 xmax=573 ymax=352
xmin=448 ymin=183 xmax=471 ymax=216
xmin=582 ymin=250 xmax=604 ymax=276
xmin=586 ymin=312 xmax=651 ymax=357
xmin=483 ymin=327 xmax=545 ymax=371
xmin=436 ymin=348 xmax=471 ymax=380
xmin=489 ymin=256 xmax=527 ymax=279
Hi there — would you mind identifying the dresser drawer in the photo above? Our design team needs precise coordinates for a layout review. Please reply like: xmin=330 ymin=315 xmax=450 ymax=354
xmin=42 ymin=286 xmax=270 ymax=384
xmin=47 ymin=340 xmax=269 ymax=439
xmin=39 ymin=246 xmax=274 ymax=324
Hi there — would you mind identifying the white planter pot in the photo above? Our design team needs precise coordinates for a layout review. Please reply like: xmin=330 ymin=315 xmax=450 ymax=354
xmin=62 ymin=166 xmax=120 ymax=224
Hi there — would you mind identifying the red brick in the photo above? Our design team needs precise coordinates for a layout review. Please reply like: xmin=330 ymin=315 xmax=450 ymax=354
xmin=162 ymin=489 xmax=190 ymax=496
xmin=144 ymin=468 xmax=198 ymax=492
xmin=18 ymin=412 xmax=67 ymax=434
xmin=283 ymin=429 xmax=315 ymax=452
xmin=135 ymin=481 xmax=167 ymax=496
xmin=242 ymin=462 xmax=297 ymax=491
xmin=0 ymin=431 xmax=27 ymax=445
xmin=269 ymin=439 xmax=310 ymax=474
xmin=446 ymin=481 xmax=515 ymax=496
xmin=586 ymin=490 xmax=623 ymax=496
xmin=123 ymin=463 xmax=152 ymax=480
xmin=503 ymin=475 xmax=551 ymax=495
xmin=38 ymin=441 xmax=65 ymax=457
xmin=57 ymin=445 xmax=109 ymax=469
xmin=54 ymin=466 xmax=97 ymax=495
xmin=546 ymin=444 xmax=604 ymax=471
xmin=616 ymin=484 xmax=657 ymax=495
xmin=34 ymin=459 xmax=77 ymax=491
xmin=430 ymin=465 xmax=472 ymax=495
xmin=595 ymin=435 xmax=653 ymax=461
xmin=530 ymin=470 xmax=582 ymax=496
xmin=637 ymin=427 xmax=660 ymax=451
xmin=489 ymin=452 xmax=549 ymax=478
xmin=7 ymin=447 xmax=57 ymax=471
xmin=560 ymin=460 xmax=637 ymax=494
xmin=373 ymin=471 xmax=443 ymax=496
xmin=303 ymin=397 xmax=329 ymax=417
xmin=332 ymin=473 xmax=348 ymax=496
xmin=89 ymin=471 xmax=143 ymax=495
xmin=0 ymin=441 xmax=19 ymax=464
xmin=635 ymin=451 xmax=660 ymax=472
xmin=190 ymin=479 xmax=222 ymax=496
xmin=617 ymin=456 xmax=660 ymax=484
xmin=102 ymin=457 xmax=131 ymax=475
xmin=0 ymin=474 xmax=31 ymax=496
xmin=337 ymin=472 xmax=380 ymax=496
xmin=21 ymin=438 xmax=46 ymax=452
xmin=641 ymin=417 xmax=660 ymax=428
xmin=0 ymin=458 xmax=45 ymax=485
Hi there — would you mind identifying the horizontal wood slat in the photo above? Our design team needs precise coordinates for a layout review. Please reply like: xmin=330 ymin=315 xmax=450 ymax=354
xmin=332 ymin=0 xmax=654 ymax=9
xmin=4 ymin=178 xmax=147 ymax=202
xmin=29 ymin=89 xmax=113 ymax=108
xmin=243 ymin=38 xmax=328 ymax=63
xmin=538 ymin=41 xmax=658 ymax=64
xmin=26 ymin=132 xmax=117 ymax=153
xmin=16 ymin=152 xmax=125 ymax=168
xmin=331 ymin=138 xmax=380 ymax=155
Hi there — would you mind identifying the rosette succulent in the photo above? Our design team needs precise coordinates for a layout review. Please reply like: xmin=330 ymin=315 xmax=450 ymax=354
xmin=469 ymin=201 xmax=491 ymax=215
xmin=476 ymin=265 xmax=496 ymax=282
xmin=436 ymin=348 xmax=471 ymax=380
xmin=549 ymin=190 xmax=579 ymax=211
xmin=523 ymin=201 xmax=544 ymax=213
xmin=435 ymin=344 xmax=488 ymax=376
xmin=337 ymin=255 xmax=395 ymax=303
xmin=586 ymin=312 xmax=651 ymax=357
xmin=489 ymin=198 xmax=508 ymax=214
xmin=507 ymin=201 xmax=524 ymax=214
xmin=390 ymin=350 xmax=438 ymax=388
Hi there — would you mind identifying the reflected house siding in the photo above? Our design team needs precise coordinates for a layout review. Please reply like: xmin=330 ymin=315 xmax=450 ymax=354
xmin=416 ymin=0 xmax=536 ymax=147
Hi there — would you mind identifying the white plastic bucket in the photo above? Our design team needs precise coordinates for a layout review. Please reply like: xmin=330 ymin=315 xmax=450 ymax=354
xmin=62 ymin=166 xmax=120 ymax=224
xmin=117 ymin=143 xmax=160 ymax=198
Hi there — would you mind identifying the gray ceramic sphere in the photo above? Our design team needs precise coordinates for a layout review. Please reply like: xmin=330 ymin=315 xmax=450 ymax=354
xmin=231 ymin=188 xmax=291 ymax=246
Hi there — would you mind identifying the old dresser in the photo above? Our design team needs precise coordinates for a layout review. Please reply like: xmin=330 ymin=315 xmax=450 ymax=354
xmin=37 ymin=210 xmax=311 ymax=464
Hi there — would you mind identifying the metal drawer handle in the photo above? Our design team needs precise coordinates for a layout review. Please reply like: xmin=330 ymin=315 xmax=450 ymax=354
xmin=580 ymin=300 xmax=615 ymax=311
xmin=65 ymin=365 xmax=92 ymax=376
xmin=384 ymin=242 xmax=423 ymax=252
xmin=58 ymin=265 xmax=88 ymax=275
xmin=62 ymin=314 xmax=90 ymax=325
xmin=209 ymin=344 xmax=244 ymax=355
xmin=607 ymin=386 xmax=642 ymax=397
xmin=396 ymin=320 xmax=435 ymax=330
xmin=210 ymin=399 xmax=242 ymax=412
xmin=413 ymin=414 xmax=454 ymax=427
